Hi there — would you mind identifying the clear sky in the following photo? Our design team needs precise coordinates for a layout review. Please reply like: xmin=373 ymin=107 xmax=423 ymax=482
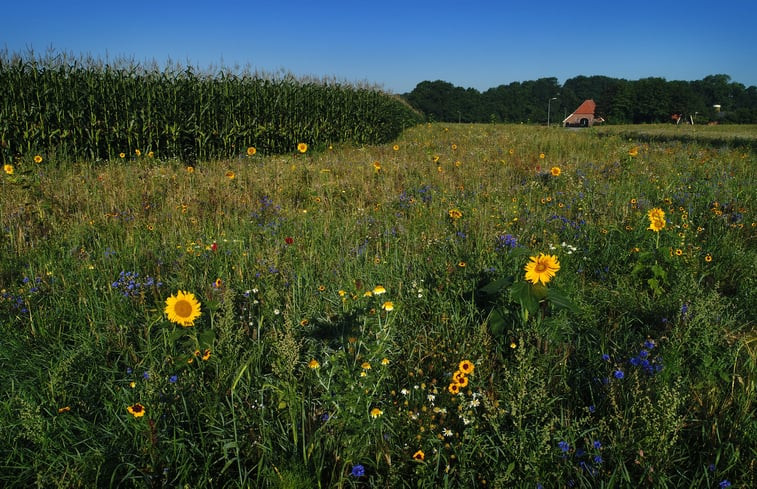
xmin=3 ymin=0 xmax=756 ymax=94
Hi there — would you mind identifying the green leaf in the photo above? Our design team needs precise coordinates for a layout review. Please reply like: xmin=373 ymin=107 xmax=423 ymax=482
xmin=198 ymin=329 xmax=216 ymax=348
xmin=488 ymin=308 xmax=508 ymax=336
xmin=478 ymin=275 xmax=514 ymax=297
xmin=546 ymin=287 xmax=579 ymax=312
xmin=510 ymin=281 xmax=538 ymax=316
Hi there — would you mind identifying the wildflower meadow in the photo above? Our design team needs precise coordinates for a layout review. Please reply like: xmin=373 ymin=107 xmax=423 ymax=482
xmin=1 ymin=122 xmax=755 ymax=488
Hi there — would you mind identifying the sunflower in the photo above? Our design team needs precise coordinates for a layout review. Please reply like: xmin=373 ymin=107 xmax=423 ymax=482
xmin=201 ymin=349 xmax=211 ymax=361
xmin=393 ymin=144 xmax=399 ymax=151
xmin=458 ymin=359 xmax=475 ymax=375
xmin=648 ymin=216 xmax=666 ymax=232
xmin=448 ymin=209 xmax=462 ymax=220
xmin=647 ymin=207 xmax=665 ymax=221
xmin=705 ymin=254 xmax=712 ymax=262
xmin=3 ymin=164 xmax=13 ymax=175
xmin=550 ymin=166 xmax=561 ymax=176
xmin=448 ymin=382 xmax=461 ymax=395
xmin=119 ymin=152 xmax=126 ymax=158
xmin=164 ymin=290 xmax=202 ymax=327
xmin=225 ymin=170 xmax=235 ymax=180
xmin=373 ymin=161 xmax=381 ymax=172
xmin=34 ymin=155 xmax=43 ymax=163
xmin=539 ymin=153 xmax=545 ymax=159
xmin=412 ymin=450 xmax=425 ymax=461
xmin=675 ymin=248 xmax=683 ymax=256
xmin=135 ymin=149 xmax=141 ymax=157
xmin=246 ymin=146 xmax=257 ymax=156
xmin=524 ymin=253 xmax=561 ymax=286
xmin=127 ymin=403 xmax=146 ymax=418
xmin=628 ymin=147 xmax=639 ymax=157
xmin=297 ymin=142 xmax=308 ymax=153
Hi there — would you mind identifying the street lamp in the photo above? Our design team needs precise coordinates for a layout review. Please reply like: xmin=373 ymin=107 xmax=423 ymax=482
xmin=547 ymin=97 xmax=557 ymax=127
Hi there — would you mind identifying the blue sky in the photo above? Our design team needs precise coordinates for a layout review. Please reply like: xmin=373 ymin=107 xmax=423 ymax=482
xmin=3 ymin=1 xmax=756 ymax=93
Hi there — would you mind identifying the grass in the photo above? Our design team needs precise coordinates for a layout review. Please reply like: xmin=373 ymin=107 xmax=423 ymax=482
xmin=1 ymin=123 xmax=755 ymax=488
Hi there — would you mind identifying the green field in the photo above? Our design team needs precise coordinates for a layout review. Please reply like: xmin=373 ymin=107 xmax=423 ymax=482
xmin=1 ymin=123 xmax=755 ymax=488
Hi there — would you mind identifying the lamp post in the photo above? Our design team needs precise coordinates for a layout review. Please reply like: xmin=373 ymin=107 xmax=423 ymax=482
xmin=547 ymin=97 xmax=557 ymax=127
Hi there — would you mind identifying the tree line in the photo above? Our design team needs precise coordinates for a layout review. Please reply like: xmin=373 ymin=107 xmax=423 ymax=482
xmin=402 ymin=75 xmax=757 ymax=124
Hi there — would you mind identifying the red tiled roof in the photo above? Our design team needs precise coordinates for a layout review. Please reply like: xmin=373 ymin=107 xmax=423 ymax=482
xmin=572 ymin=99 xmax=596 ymax=115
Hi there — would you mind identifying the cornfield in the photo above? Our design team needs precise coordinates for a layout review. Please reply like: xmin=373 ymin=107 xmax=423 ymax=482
xmin=0 ymin=50 xmax=422 ymax=164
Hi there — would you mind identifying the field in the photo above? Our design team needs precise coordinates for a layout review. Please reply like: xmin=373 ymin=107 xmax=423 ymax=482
xmin=1 ymin=123 xmax=755 ymax=488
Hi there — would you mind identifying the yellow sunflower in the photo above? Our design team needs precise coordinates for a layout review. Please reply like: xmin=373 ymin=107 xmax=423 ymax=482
xmin=3 ymin=164 xmax=13 ymax=175
xmin=524 ymin=253 xmax=561 ymax=286
xmin=648 ymin=216 xmax=666 ymax=232
xmin=448 ymin=208 xmax=462 ymax=220
xmin=550 ymin=166 xmax=561 ymax=176
xmin=412 ymin=450 xmax=425 ymax=461
xmin=247 ymin=146 xmax=257 ymax=156
xmin=647 ymin=207 xmax=665 ymax=221
xmin=164 ymin=290 xmax=202 ymax=327
xmin=297 ymin=142 xmax=308 ymax=153
xmin=34 ymin=155 xmax=43 ymax=163
xmin=225 ymin=170 xmax=235 ymax=180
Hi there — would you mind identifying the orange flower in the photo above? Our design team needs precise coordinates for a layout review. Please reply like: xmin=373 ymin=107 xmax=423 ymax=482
xmin=412 ymin=450 xmax=425 ymax=461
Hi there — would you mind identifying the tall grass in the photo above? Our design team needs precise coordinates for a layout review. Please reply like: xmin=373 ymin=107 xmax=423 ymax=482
xmin=1 ymin=123 xmax=755 ymax=488
xmin=0 ymin=49 xmax=422 ymax=164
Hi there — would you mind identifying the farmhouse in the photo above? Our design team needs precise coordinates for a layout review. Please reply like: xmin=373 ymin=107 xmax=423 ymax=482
xmin=563 ymin=99 xmax=605 ymax=127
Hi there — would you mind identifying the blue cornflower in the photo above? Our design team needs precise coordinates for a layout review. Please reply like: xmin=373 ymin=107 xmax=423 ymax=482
xmin=593 ymin=455 xmax=603 ymax=464
xmin=613 ymin=370 xmax=624 ymax=379
xmin=169 ymin=375 xmax=178 ymax=384
xmin=593 ymin=440 xmax=601 ymax=449
xmin=708 ymin=464 xmax=716 ymax=472
xmin=639 ymin=349 xmax=649 ymax=358
xmin=537 ymin=484 xmax=543 ymax=489
xmin=588 ymin=405 xmax=595 ymax=413
xmin=126 ymin=367 xmax=133 ymax=375
xmin=558 ymin=441 xmax=570 ymax=453
xmin=601 ymin=353 xmax=610 ymax=361
xmin=350 ymin=464 xmax=365 ymax=477
xmin=719 ymin=481 xmax=731 ymax=488
xmin=142 ymin=371 xmax=150 ymax=380
xmin=644 ymin=339 xmax=655 ymax=349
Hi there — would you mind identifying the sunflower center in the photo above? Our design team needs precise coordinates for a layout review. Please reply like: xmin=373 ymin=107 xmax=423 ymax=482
xmin=535 ymin=263 xmax=548 ymax=273
xmin=174 ymin=299 xmax=193 ymax=318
